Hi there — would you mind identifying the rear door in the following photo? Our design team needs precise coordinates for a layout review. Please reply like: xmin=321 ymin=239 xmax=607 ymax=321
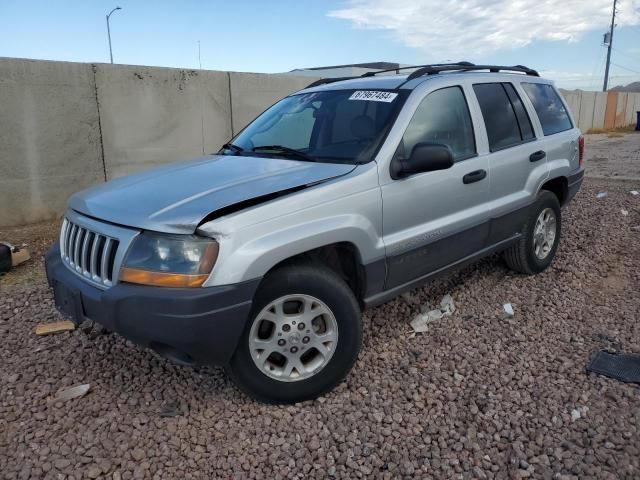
xmin=379 ymin=85 xmax=491 ymax=290
xmin=471 ymin=81 xmax=547 ymax=244
xmin=520 ymin=82 xmax=579 ymax=173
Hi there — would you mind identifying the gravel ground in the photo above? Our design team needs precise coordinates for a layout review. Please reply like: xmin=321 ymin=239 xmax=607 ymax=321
xmin=585 ymin=132 xmax=640 ymax=179
xmin=2 ymin=178 xmax=640 ymax=479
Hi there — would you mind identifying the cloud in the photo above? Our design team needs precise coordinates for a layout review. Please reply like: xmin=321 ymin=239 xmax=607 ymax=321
xmin=328 ymin=0 xmax=640 ymax=57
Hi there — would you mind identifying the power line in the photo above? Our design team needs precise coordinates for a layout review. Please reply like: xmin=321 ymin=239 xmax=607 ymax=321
xmin=610 ymin=62 xmax=640 ymax=74
xmin=587 ymin=48 xmax=608 ymax=90
xmin=611 ymin=47 xmax=640 ymax=64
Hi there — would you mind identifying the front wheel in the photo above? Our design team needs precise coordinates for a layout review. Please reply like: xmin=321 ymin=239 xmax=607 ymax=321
xmin=503 ymin=190 xmax=562 ymax=274
xmin=228 ymin=263 xmax=362 ymax=404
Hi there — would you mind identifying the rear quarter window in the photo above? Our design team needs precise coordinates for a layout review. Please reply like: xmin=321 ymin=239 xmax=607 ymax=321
xmin=521 ymin=83 xmax=573 ymax=136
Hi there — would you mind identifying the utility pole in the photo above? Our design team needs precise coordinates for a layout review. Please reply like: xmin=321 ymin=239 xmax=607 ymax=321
xmin=602 ymin=0 xmax=617 ymax=91
xmin=106 ymin=7 xmax=122 ymax=64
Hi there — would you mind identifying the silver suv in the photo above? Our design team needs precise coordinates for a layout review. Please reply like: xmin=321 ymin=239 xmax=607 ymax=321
xmin=46 ymin=63 xmax=584 ymax=403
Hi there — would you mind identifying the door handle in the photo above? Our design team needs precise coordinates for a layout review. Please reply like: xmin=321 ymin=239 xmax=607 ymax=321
xmin=529 ymin=150 xmax=546 ymax=162
xmin=462 ymin=169 xmax=487 ymax=184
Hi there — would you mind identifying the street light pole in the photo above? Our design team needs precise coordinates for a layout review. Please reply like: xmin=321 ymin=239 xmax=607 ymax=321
xmin=106 ymin=7 xmax=122 ymax=64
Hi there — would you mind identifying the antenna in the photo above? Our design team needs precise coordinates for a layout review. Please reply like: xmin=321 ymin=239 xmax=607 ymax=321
xmin=603 ymin=0 xmax=618 ymax=91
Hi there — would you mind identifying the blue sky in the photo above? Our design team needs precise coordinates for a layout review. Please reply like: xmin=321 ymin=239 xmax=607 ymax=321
xmin=0 ymin=0 xmax=639 ymax=90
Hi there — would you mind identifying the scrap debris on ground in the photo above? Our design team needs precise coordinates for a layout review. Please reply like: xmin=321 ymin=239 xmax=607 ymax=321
xmin=1 ymin=176 xmax=640 ymax=478
xmin=502 ymin=303 xmax=514 ymax=318
xmin=33 ymin=320 xmax=76 ymax=336
xmin=0 ymin=241 xmax=30 ymax=274
xmin=52 ymin=383 xmax=90 ymax=403
xmin=587 ymin=351 xmax=640 ymax=384
xmin=409 ymin=294 xmax=455 ymax=335
xmin=570 ymin=406 xmax=589 ymax=423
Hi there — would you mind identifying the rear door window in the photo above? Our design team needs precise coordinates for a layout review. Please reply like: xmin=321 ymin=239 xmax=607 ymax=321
xmin=521 ymin=83 xmax=573 ymax=135
xmin=473 ymin=83 xmax=535 ymax=152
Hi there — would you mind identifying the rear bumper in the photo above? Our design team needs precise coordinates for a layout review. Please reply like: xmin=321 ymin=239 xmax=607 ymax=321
xmin=565 ymin=168 xmax=584 ymax=205
xmin=45 ymin=243 xmax=259 ymax=365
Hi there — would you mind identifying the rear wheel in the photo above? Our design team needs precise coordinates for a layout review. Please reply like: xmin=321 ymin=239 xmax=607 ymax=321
xmin=504 ymin=190 xmax=561 ymax=274
xmin=228 ymin=263 xmax=362 ymax=403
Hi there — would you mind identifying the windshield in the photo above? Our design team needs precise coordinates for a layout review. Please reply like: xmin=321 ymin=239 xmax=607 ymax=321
xmin=224 ymin=89 xmax=407 ymax=164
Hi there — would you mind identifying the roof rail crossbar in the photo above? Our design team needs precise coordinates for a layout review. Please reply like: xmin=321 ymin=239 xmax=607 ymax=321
xmin=405 ymin=64 xmax=539 ymax=81
xmin=305 ymin=76 xmax=357 ymax=88
xmin=305 ymin=63 xmax=539 ymax=91
xmin=360 ymin=61 xmax=475 ymax=78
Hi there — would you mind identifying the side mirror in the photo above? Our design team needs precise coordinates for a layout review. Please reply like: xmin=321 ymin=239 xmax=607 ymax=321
xmin=391 ymin=142 xmax=454 ymax=179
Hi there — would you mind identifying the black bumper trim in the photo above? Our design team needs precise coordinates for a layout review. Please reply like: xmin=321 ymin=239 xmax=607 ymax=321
xmin=45 ymin=243 xmax=260 ymax=365
xmin=566 ymin=168 xmax=584 ymax=205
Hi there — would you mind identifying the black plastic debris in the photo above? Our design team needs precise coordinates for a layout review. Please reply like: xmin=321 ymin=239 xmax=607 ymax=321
xmin=159 ymin=403 xmax=182 ymax=418
xmin=587 ymin=351 xmax=640 ymax=384
xmin=0 ymin=243 xmax=11 ymax=273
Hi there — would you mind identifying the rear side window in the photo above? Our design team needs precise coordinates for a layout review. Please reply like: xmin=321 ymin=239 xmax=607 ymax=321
xmin=521 ymin=83 xmax=573 ymax=135
xmin=473 ymin=83 xmax=535 ymax=152
xmin=398 ymin=86 xmax=476 ymax=162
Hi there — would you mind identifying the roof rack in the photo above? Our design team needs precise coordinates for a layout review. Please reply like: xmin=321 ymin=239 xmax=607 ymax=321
xmin=306 ymin=62 xmax=479 ymax=88
xmin=304 ymin=62 xmax=539 ymax=90
xmin=405 ymin=63 xmax=539 ymax=81
xmin=305 ymin=76 xmax=357 ymax=88
xmin=360 ymin=61 xmax=474 ymax=77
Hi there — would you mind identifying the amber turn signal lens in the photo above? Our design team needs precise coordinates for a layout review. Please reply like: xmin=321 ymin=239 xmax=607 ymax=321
xmin=120 ymin=267 xmax=209 ymax=288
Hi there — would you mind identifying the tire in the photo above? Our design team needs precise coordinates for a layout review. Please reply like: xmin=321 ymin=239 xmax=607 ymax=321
xmin=503 ymin=190 xmax=561 ymax=274
xmin=228 ymin=263 xmax=362 ymax=404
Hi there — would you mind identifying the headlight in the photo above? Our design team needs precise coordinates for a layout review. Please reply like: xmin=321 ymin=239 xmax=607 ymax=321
xmin=120 ymin=233 xmax=219 ymax=288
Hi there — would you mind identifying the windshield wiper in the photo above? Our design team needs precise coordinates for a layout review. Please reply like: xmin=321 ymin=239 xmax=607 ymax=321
xmin=221 ymin=142 xmax=244 ymax=154
xmin=252 ymin=145 xmax=316 ymax=162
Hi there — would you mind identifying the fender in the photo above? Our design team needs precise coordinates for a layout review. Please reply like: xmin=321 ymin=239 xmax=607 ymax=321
xmin=198 ymin=163 xmax=385 ymax=287
xmin=247 ymin=214 xmax=378 ymax=278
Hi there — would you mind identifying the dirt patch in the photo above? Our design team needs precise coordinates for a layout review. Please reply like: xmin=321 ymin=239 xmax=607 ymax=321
xmin=585 ymin=133 xmax=640 ymax=179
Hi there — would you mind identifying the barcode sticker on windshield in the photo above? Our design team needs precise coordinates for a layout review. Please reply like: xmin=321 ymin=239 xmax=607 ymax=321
xmin=349 ymin=91 xmax=398 ymax=102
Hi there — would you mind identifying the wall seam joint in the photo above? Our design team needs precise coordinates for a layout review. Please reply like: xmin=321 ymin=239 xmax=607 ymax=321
xmin=92 ymin=64 xmax=108 ymax=183
xmin=227 ymin=72 xmax=234 ymax=137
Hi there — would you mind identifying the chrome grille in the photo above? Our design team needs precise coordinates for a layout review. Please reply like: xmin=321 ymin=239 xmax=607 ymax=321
xmin=60 ymin=218 xmax=120 ymax=287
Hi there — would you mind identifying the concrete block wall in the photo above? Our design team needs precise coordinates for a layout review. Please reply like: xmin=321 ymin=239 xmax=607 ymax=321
xmin=593 ymin=92 xmax=608 ymax=130
xmin=95 ymin=64 xmax=233 ymax=179
xmin=1 ymin=56 xmax=639 ymax=227
xmin=0 ymin=57 xmax=319 ymax=227
xmin=559 ymin=88 xmax=640 ymax=132
xmin=0 ymin=59 xmax=105 ymax=226
xmin=229 ymin=72 xmax=314 ymax=134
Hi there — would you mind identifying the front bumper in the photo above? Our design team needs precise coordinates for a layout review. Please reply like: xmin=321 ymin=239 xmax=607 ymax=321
xmin=45 ymin=243 xmax=260 ymax=365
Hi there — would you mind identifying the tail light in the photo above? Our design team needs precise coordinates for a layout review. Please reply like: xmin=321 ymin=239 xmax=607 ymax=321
xmin=578 ymin=135 xmax=585 ymax=167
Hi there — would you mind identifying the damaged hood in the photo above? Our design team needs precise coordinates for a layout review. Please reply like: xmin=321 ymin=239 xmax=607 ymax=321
xmin=69 ymin=155 xmax=355 ymax=234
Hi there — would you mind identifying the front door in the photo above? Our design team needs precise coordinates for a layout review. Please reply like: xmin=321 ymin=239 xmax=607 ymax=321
xmin=379 ymin=85 xmax=491 ymax=290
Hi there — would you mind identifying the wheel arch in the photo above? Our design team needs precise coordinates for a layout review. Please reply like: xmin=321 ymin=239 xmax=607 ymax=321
xmin=539 ymin=175 xmax=568 ymax=206
xmin=258 ymin=241 xmax=368 ymax=306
